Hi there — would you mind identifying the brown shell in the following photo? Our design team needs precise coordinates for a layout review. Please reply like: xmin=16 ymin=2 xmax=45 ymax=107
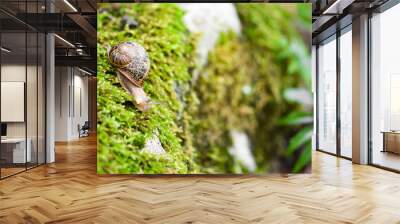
xmin=108 ymin=41 xmax=150 ymax=87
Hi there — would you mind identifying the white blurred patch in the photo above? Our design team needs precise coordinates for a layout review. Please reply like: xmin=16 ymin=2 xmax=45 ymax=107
xmin=229 ymin=130 xmax=256 ymax=172
xmin=178 ymin=3 xmax=241 ymax=69
xmin=284 ymin=88 xmax=313 ymax=108
xmin=242 ymin=85 xmax=252 ymax=95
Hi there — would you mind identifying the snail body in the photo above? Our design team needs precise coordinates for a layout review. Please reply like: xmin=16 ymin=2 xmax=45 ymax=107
xmin=108 ymin=41 xmax=151 ymax=111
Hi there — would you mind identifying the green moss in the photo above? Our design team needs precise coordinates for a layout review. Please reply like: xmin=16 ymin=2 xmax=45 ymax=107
xmin=191 ymin=4 xmax=311 ymax=173
xmin=97 ymin=3 xmax=311 ymax=174
xmin=236 ymin=4 xmax=311 ymax=172
xmin=97 ymin=3 xmax=199 ymax=174
xmin=190 ymin=31 xmax=254 ymax=173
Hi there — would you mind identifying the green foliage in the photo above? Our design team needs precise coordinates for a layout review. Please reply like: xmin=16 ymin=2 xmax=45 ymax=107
xmin=236 ymin=4 xmax=311 ymax=172
xmin=297 ymin=4 xmax=312 ymax=29
xmin=278 ymin=108 xmax=313 ymax=173
xmin=286 ymin=126 xmax=313 ymax=156
xmin=293 ymin=141 xmax=311 ymax=173
xmin=237 ymin=4 xmax=311 ymax=89
xmin=277 ymin=111 xmax=312 ymax=126
xmin=97 ymin=3 xmax=199 ymax=174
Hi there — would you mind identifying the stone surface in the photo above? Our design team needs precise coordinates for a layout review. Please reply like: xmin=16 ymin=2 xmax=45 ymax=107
xmin=121 ymin=15 xmax=138 ymax=29
xmin=229 ymin=130 xmax=256 ymax=172
xmin=142 ymin=134 xmax=166 ymax=155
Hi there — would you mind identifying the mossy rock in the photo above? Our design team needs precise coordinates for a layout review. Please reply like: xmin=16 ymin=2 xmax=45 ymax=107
xmin=97 ymin=4 xmax=199 ymax=174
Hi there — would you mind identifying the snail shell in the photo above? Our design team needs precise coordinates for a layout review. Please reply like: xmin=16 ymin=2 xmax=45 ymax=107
xmin=108 ymin=41 xmax=150 ymax=87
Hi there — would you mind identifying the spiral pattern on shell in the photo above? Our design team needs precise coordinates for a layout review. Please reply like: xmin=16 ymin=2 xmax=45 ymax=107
xmin=108 ymin=41 xmax=150 ymax=86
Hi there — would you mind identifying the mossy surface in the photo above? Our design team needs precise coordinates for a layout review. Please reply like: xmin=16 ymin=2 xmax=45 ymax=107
xmin=97 ymin=3 xmax=311 ymax=174
xmin=191 ymin=4 xmax=312 ymax=173
xmin=97 ymin=4 xmax=199 ymax=174
xmin=236 ymin=4 xmax=311 ymax=172
xmin=191 ymin=31 xmax=254 ymax=173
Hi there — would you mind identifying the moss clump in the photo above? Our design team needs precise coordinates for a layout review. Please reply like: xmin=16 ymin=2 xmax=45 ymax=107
xmin=97 ymin=4 xmax=199 ymax=174
xmin=189 ymin=31 xmax=254 ymax=173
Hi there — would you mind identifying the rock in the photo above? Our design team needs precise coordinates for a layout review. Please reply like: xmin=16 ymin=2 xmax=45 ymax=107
xmin=178 ymin=3 xmax=241 ymax=72
xmin=121 ymin=15 xmax=138 ymax=29
xmin=98 ymin=8 xmax=108 ymax=13
xmin=142 ymin=134 xmax=166 ymax=155
xmin=229 ymin=130 xmax=256 ymax=172
xmin=172 ymin=81 xmax=187 ymax=120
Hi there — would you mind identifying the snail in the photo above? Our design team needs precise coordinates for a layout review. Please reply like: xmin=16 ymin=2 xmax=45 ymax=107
xmin=107 ymin=41 xmax=152 ymax=112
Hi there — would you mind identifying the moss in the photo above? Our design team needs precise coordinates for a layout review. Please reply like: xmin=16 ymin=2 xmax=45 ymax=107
xmin=236 ymin=4 xmax=311 ymax=172
xmin=97 ymin=3 xmax=199 ymax=174
xmin=190 ymin=31 xmax=254 ymax=173
xmin=97 ymin=3 xmax=311 ymax=174
xmin=191 ymin=4 xmax=311 ymax=173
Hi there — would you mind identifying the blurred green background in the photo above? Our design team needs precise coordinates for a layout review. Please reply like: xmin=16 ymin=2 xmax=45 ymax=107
xmin=97 ymin=3 xmax=312 ymax=174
